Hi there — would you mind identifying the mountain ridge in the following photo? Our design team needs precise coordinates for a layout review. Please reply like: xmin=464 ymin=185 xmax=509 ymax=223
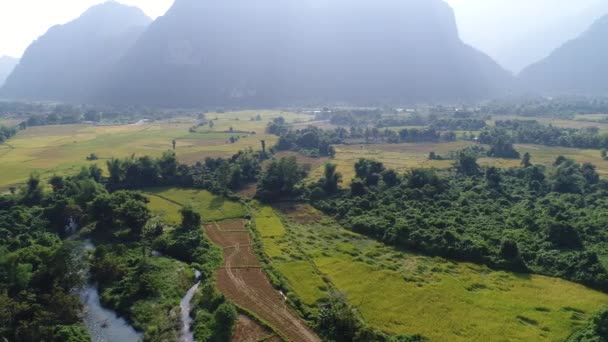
xmin=518 ymin=14 xmax=608 ymax=94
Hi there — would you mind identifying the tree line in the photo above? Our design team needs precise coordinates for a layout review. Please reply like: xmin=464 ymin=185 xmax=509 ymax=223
xmin=310 ymin=155 xmax=608 ymax=293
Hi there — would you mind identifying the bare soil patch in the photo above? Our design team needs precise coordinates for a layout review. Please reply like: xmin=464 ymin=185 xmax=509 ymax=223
xmin=206 ymin=220 xmax=319 ymax=342
xmin=232 ymin=315 xmax=281 ymax=342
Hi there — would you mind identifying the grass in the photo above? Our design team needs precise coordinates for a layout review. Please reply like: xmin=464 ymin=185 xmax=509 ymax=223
xmin=145 ymin=194 xmax=183 ymax=225
xmin=145 ymin=188 xmax=246 ymax=222
xmin=260 ymin=204 xmax=608 ymax=341
xmin=275 ymin=261 xmax=327 ymax=306
xmin=253 ymin=206 xmax=286 ymax=237
xmin=252 ymin=206 xmax=286 ymax=261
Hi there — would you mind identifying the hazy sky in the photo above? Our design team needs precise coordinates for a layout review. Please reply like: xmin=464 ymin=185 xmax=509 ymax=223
xmin=0 ymin=0 xmax=173 ymax=58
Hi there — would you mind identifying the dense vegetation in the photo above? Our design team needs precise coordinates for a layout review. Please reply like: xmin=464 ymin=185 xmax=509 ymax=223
xmin=313 ymin=156 xmax=608 ymax=292
xmin=0 ymin=163 xmax=236 ymax=341
xmin=106 ymin=150 xmax=262 ymax=195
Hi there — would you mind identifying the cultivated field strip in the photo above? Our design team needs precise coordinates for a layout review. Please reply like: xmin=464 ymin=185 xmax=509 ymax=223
xmin=205 ymin=220 xmax=320 ymax=342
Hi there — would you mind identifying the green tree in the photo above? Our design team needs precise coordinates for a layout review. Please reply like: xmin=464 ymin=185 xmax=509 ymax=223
xmin=256 ymin=157 xmax=308 ymax=200
xmin=455 ymin=153 xmax=479 ymax=176
xmin=322 ymin=163 xmax=342 ymax=194
xmin=21 ymin=174 xmax=44 ymax=206
xmin=180 ymin=205 xmax=202 ymax=231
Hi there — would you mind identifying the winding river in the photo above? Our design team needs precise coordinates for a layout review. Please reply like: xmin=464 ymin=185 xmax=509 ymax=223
xmin=180 ymin=270 xmax=202 ymax=342
xmin=79 ymin=242 xmax=201 ymax=342
xmin=80 ymin=240 xmax=142 ymax=342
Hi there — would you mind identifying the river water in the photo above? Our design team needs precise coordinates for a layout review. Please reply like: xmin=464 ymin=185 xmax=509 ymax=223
xmin=80 ymin=242 xmax=200 ymax=342
xmin=180 ymin=270 xmax=202 ymax=342
xmin=80 ymin=286 xmax=143 ymax=342
xmin=80 ymin=240 xmax=142 ymax=342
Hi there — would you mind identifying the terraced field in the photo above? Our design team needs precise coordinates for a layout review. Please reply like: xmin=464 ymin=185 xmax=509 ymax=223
xmin=256 ymin=204 xmax=608 ymax=341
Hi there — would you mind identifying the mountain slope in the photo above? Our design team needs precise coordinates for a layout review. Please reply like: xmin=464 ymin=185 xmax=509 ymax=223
xmin=100 ymin=0 xmax=512 ymax=107
xmin=0 ymin=1 xmax=151 ymax=102
xmin=0 ymin=56 xmax=19 ymax=87
xmin=519 ymin=14 xmax=608 ymax=94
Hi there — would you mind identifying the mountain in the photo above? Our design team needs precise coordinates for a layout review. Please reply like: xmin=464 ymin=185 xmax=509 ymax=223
xmin=0 ymin=1 xmax=151 ymax=102
xmin=99 ymin=0 xmax=512 ymax=107
xmin=500 ymin=1 xmax=608 ymax=73
xmin=519 ymin=14 xmax=608 ymax=95
xmin=0 ymin=56 xmax=19 ymax=87
xmin=449 ymin=0 xmax=608 ymax=74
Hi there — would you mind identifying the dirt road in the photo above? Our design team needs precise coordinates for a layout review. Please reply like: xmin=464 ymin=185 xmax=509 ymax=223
xmin=205 ymin=221 xmax=320 ymax=342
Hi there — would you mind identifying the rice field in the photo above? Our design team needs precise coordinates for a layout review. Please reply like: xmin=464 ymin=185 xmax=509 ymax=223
xmin=0 ymin=111 xmax=313 ymax=189
xmin=309 ymin=141 xmax=608 ymax=186
xmin=257 ymin=204 xmax=608 ymax=341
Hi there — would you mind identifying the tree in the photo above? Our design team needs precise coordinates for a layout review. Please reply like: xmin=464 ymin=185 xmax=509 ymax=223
xmin=88 ymin=164 xmax=103 ymax=182
xmin=381 ymin=170 xmax=399 ymax=187
xmin=213 ymin=303 xmax=237 ymax=339
xmin=350 ymin=178 xmax=367 ymax=196
xmin=318 ymin=292 xmax=361 ymax=342
xmin=354 ymin=159 xmax=385 ymax=186
xmin=551 ymin=158 xmax=585 ymax=194
xmin=107 ymin=158 xmax=125 ymax=186
xmin=180 ymin=205 xmax=202 ymax=231
xmin=521 ymin=152 xmax=532 ymax=168
xmin=256 ymin=157 xmax=308 ymax=200
xmin=594 ymin=309 xmax=608 ymax=338
xmin=120 ymin=199 xmax=150 ymax=237
xmin=485 ymin=167 xmax=501 ymax=190
xmin=209 ymin=120 xmax=214 ymax=129
xmin=487 ymin=137 xmax=520 ymax=159
xmin=455 ymin=153 xmax=479 ymax=176
xmin=546 ymin=222 xmax=582 ymax=249
xmin=322 ymin=163 xmax=342 ymax=194
xmin=22 ymin=174 xmax=43 ymax=206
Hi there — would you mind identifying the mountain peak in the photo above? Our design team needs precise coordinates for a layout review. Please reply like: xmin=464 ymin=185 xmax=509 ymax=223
xmin=100 ymin=0 xmax=510 ymax=107
xmin=0 ymin=2 xmax=152 ymax=102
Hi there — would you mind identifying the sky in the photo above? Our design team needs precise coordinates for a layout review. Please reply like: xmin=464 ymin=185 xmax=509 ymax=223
xmin=0 ymin=0 xmax=173 ymax=58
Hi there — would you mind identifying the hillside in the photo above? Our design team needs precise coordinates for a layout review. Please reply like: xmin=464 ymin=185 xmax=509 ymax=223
xmin=0 ymin=1 xmax=151 ymax=102
xmin=519 ymin=14 xmax=608 ymax=94
xmin=0 ymin=56 xmax=18 ymax=87
xmin=99 ymin=0 xmax=512 ymax=107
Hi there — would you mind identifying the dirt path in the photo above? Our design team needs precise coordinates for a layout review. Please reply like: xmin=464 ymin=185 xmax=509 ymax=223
xmin=206 ymin=220 xmax=320 ymax=342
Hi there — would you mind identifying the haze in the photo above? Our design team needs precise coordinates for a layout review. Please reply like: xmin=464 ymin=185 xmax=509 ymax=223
xmin=0 ymin=0 xmax=172 ymax=57
xmin=447 ymin=0 xmax=608 ymax=72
